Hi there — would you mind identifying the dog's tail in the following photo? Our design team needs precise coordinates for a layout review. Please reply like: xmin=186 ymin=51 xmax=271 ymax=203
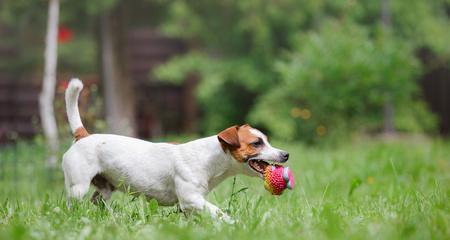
xmin=65 ymin=78 xmax=89 ymax=141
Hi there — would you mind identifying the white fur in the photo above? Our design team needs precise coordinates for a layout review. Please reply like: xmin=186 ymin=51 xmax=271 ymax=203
xmin=62 ymin=133 xmax=247 ymax=222
xmin=65 ymin=78 xmax=84 ymax=133
xmin=62 ymin=78 xmax=268 ymax=223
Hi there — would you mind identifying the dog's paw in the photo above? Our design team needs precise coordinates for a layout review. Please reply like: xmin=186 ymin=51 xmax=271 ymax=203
xmin=220 ymin=214 xmax=236 ymax=224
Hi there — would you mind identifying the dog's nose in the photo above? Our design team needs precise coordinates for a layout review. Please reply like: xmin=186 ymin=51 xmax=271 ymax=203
xmin=280 ymin=151 xmax=289 ymax=161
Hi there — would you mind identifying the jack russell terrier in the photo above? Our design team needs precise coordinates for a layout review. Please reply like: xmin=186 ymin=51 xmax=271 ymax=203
xmin=62 ymin=78 xmax=289 ymax=222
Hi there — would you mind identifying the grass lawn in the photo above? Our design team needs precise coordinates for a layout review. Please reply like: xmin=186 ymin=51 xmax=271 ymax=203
xmin=0 ymin=138 xmax=449 ymax=239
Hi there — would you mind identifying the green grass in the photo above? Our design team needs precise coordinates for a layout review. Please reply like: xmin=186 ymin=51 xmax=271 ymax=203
xmin=0 ymin=138 xmax=449 ymax=239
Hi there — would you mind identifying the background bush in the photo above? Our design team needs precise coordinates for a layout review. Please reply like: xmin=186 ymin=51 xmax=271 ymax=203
xmin=250 ymin=21 xmax=436 ymax=142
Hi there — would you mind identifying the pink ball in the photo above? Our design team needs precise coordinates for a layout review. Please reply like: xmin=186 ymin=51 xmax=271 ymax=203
xmin=264 ymin=165 xmax=294 ymax=195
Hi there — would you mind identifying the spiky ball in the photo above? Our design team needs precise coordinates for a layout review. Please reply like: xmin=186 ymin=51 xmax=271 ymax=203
xmin=263 ymin=165 xmax=294 ymax=195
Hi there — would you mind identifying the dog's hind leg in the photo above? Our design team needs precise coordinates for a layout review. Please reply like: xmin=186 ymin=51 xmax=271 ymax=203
xmin=64 ymin=177 xmax=91 ymax=209
xmin=62 ymin=150 xmax=98 ymax=204
xmin=69 ymin=183 xmax=90 ymax=200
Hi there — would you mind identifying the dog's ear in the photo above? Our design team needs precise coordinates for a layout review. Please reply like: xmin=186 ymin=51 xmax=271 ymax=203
xmin=218 ymin=125 xmax=240 ymax=150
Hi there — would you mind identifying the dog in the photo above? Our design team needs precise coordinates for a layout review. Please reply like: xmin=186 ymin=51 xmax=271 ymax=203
xmin=62 ymin=78 xmax=289 ymax=222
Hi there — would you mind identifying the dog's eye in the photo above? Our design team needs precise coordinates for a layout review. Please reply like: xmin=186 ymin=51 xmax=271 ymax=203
xmin=251 ymin=138 xmax=264 ymax=148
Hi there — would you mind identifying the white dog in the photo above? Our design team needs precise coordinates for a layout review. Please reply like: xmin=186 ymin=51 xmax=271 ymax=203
xmin=62 ymin=78 xmax=289 ymax=222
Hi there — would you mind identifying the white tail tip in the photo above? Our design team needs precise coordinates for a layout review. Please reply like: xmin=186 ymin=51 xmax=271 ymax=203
xmin=68 ymin=78 xmax=83 ymax=91
xmin=65 ymin=78 xmax=84 ymax=133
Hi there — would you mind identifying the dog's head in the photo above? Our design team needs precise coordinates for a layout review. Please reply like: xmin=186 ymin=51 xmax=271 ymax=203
xmin=217 ymin=124 xmax=289 ymax=178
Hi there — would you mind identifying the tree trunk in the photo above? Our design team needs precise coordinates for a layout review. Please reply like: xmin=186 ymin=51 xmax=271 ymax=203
xmin=100 ymin=5 xmax=136 ymax=137
xmin=39 ymin=0 xmax=59 ymax=167
xmin=381 ymin=0 xmax=396 ymax=135
xmin=182 ymin=76 xmax=198 ymax=134
xmin=383 ymin=94 xmax=395 ymax=134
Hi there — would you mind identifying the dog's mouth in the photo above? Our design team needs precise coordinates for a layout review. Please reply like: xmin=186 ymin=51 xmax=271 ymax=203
xmin=248 ymin=159 xmax=268 ymax=175
xmin=248 ymin=159 xmax=281 ymax=178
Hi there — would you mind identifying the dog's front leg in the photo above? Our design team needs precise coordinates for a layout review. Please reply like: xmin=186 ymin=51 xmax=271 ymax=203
xmin=175 ymin=179 xmax=234 ymax=223
xmin=203 ymin=201 xmax=235 ymax=224
xmin=179 ymin=194 xmax=234 ymax=224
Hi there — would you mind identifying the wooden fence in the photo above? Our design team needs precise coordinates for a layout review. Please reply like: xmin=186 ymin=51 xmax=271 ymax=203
xmin=126 ymin=29 xmax=198 ymax=138
xmin=0 ymin=78 xmax=41 ymax=140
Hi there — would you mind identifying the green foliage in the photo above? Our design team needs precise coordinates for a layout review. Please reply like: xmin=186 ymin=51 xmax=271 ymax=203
xmin=251 ymin=21 xmax=435 ymax=142
xmin=388 ymin=0 xmax=450 ymax=54
xmin=154 ymin=53 xmax=269 ymax=133
xmin=157 ymin=0 xmax=311 ymax=133
xmin=0 ymin=0 xmax=47 ymax=26
xmin=162 ymin=0 xmax=306 ymax=61
xmin=1 ymin=139 xmax=449 ymax=239
xmin=58 ymin=36 xmax=97 ymax=74
xmin=155 ymin=0 xmax=447 ymax=140
xmin=0 ymin=0 xmax=104 ymax=74
xmin=340 ymin=0 xmax=450 ymax=54
xmin=395 ymin=100 xmax=438 ymax=133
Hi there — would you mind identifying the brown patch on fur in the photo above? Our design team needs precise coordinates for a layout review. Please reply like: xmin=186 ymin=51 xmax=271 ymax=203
xmin=218 ymin=125 xmax=240 ymax=151
xmin=91 ymin=174 xmax=114 ymax=190
xmin=91 ymin=174 xmax=115 ymax=204
xmin=218 ymin=124 xmax=261 ymax=162
xmin=74 ymin=127 xmax=89 ymax=142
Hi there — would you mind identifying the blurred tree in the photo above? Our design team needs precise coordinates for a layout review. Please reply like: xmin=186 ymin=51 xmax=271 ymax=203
xmin=100 ymin=2 xmax=136 ymax=137
xmin=39 ymin=0 xmax=59 ymax=167
xmin=380 ymin=0 xmax=395 ymax=135
xmin=250 ymin=22 xmax=432 ymax=142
